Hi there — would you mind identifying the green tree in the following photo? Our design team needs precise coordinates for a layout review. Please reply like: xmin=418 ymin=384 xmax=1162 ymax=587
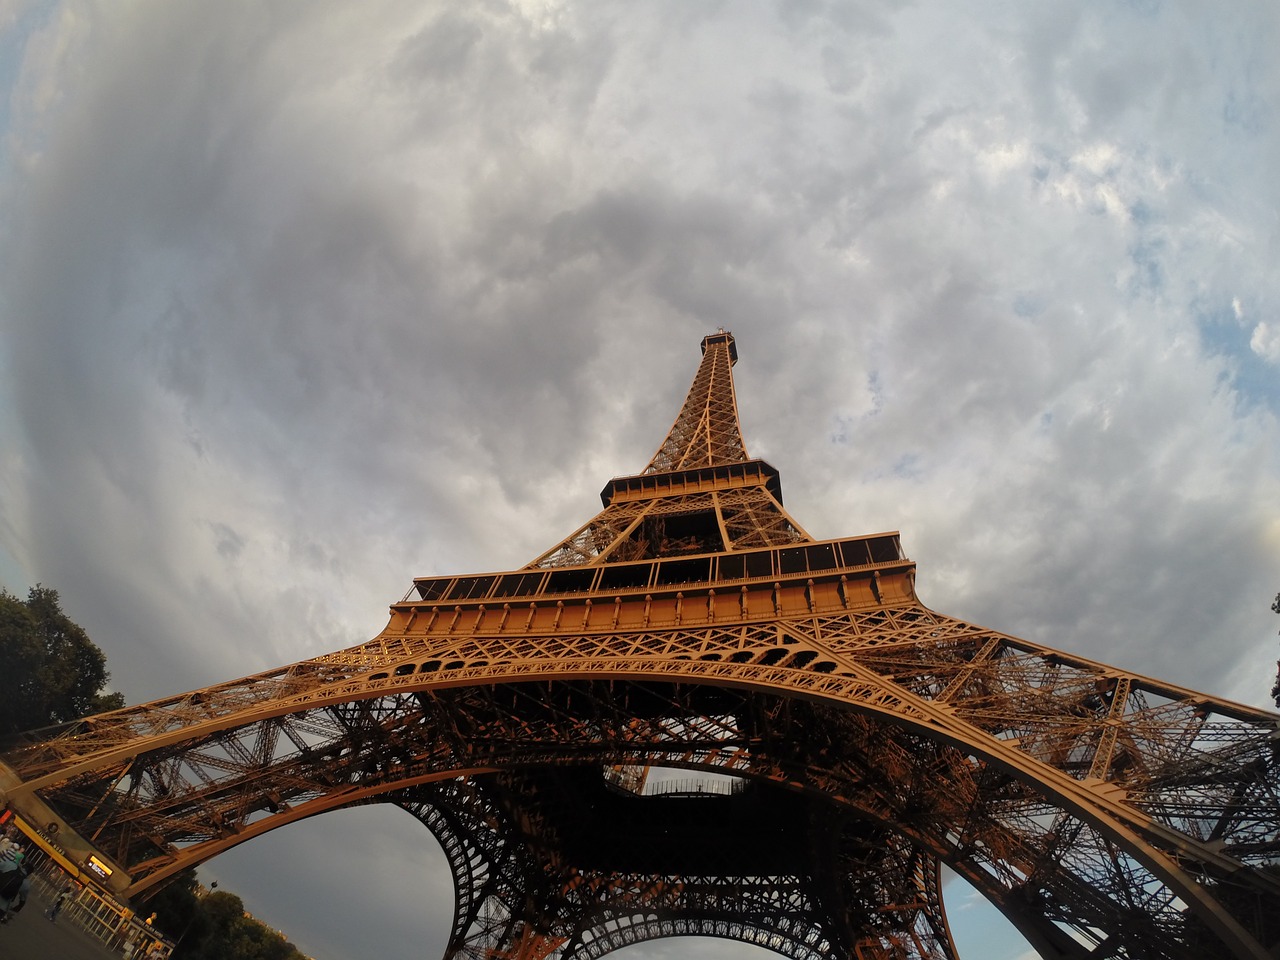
xmin=181 ymin=890 xmax=246 ymax=960
xmin=146 ymin=869 xmax=210 ymax=957
xmin=200 ymin=890 xmax=245 ymax=934
xmin=182 ymin=889 xmax=307 ymax=960
xmin=0 ymin=585 xmax=125 ymax=735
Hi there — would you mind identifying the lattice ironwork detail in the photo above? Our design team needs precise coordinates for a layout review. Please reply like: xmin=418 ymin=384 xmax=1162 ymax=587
xmin=394 ymin=772 xmax=954 ymax=960
xmin=644 ymin=332 xmax=748 ymax=473
xmin=2 ymin=331 xmax=1278 ymax=960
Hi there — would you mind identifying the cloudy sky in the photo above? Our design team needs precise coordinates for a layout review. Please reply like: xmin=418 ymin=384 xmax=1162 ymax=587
xmin=1 ymin=1 xmax=1278 ymax=958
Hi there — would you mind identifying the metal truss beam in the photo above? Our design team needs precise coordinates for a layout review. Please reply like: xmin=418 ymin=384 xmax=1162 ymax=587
xmin=2 ymin=331 xmax=1277 ymax=960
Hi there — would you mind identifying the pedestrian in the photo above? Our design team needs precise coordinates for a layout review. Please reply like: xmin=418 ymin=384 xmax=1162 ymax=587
xmin=46 ymin=884 xmax=72 ymax=921
xmin=0 ymin=850 xmax=32 ymax=925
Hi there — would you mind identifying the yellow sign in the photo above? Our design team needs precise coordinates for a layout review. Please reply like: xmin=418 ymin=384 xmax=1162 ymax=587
xmin=86 ymin=855 xmax=114 ymax=880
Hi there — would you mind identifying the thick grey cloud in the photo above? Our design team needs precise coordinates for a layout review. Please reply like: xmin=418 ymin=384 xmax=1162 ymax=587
xmin=2 ymin=2 xmax=1278 ymax=959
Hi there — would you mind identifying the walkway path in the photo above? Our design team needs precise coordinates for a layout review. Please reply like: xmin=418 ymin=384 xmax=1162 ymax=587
xmin=0 ymin=887 xmax=120 ymax=960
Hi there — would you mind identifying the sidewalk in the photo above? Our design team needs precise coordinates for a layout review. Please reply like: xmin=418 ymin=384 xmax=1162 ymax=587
xmin=0 ymin=888 xmax=120 ymax=960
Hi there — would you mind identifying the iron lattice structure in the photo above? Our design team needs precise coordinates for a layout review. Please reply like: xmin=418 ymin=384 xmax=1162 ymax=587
xmin=2 ymin=331 xmax=1279 ymax=960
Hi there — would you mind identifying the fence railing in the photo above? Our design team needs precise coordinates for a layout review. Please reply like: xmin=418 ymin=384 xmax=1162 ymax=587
xmin=29 ymin=857 xmax=172 ymax=957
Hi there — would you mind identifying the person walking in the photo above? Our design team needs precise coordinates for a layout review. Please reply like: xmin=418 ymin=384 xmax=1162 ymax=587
xmin=46 ymin=884 xmax=73 ymax=922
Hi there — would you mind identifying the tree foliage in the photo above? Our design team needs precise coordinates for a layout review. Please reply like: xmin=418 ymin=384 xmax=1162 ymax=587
xmin=145 ymin=869 xmax=210 ymax=955
xmin=156 ymin=887 xmax=308 ymax=960
xmin=0 ymin=585 xmax=304 ymax=958
xmin=0 ymin=585 xmax=125 ymax=735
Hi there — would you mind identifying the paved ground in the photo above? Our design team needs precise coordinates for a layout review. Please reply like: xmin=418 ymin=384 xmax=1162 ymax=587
xmin=0 ymin=888 xmax=120 ymax=960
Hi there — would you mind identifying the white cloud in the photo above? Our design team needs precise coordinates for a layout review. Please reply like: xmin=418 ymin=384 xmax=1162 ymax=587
xmin=1251 ymin=319 xmax=1280 ymax=362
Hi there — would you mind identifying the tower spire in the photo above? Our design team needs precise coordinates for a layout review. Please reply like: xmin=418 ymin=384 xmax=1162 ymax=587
xmin=528 ymin=331 xmax=808 ymax=567
xmin=643 ymin=330 xmax=748 ymax=473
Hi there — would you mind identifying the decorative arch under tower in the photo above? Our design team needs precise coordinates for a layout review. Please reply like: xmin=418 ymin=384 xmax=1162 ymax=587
xmin=2 ymin=331 xmax=1279 ymax=960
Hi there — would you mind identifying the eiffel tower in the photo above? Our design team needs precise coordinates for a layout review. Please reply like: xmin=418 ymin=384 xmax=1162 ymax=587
xmin=2 ymin=331 xmax=1278 ymax=960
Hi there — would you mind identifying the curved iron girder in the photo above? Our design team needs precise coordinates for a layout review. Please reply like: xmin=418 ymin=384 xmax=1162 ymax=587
xmin=391 ymin=772 xmax=956 ymax=960
xmin=3 ymin=332 xmax=1274 ymax=960
xmin=5 ymin=664 xmax=1277 ymax=960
